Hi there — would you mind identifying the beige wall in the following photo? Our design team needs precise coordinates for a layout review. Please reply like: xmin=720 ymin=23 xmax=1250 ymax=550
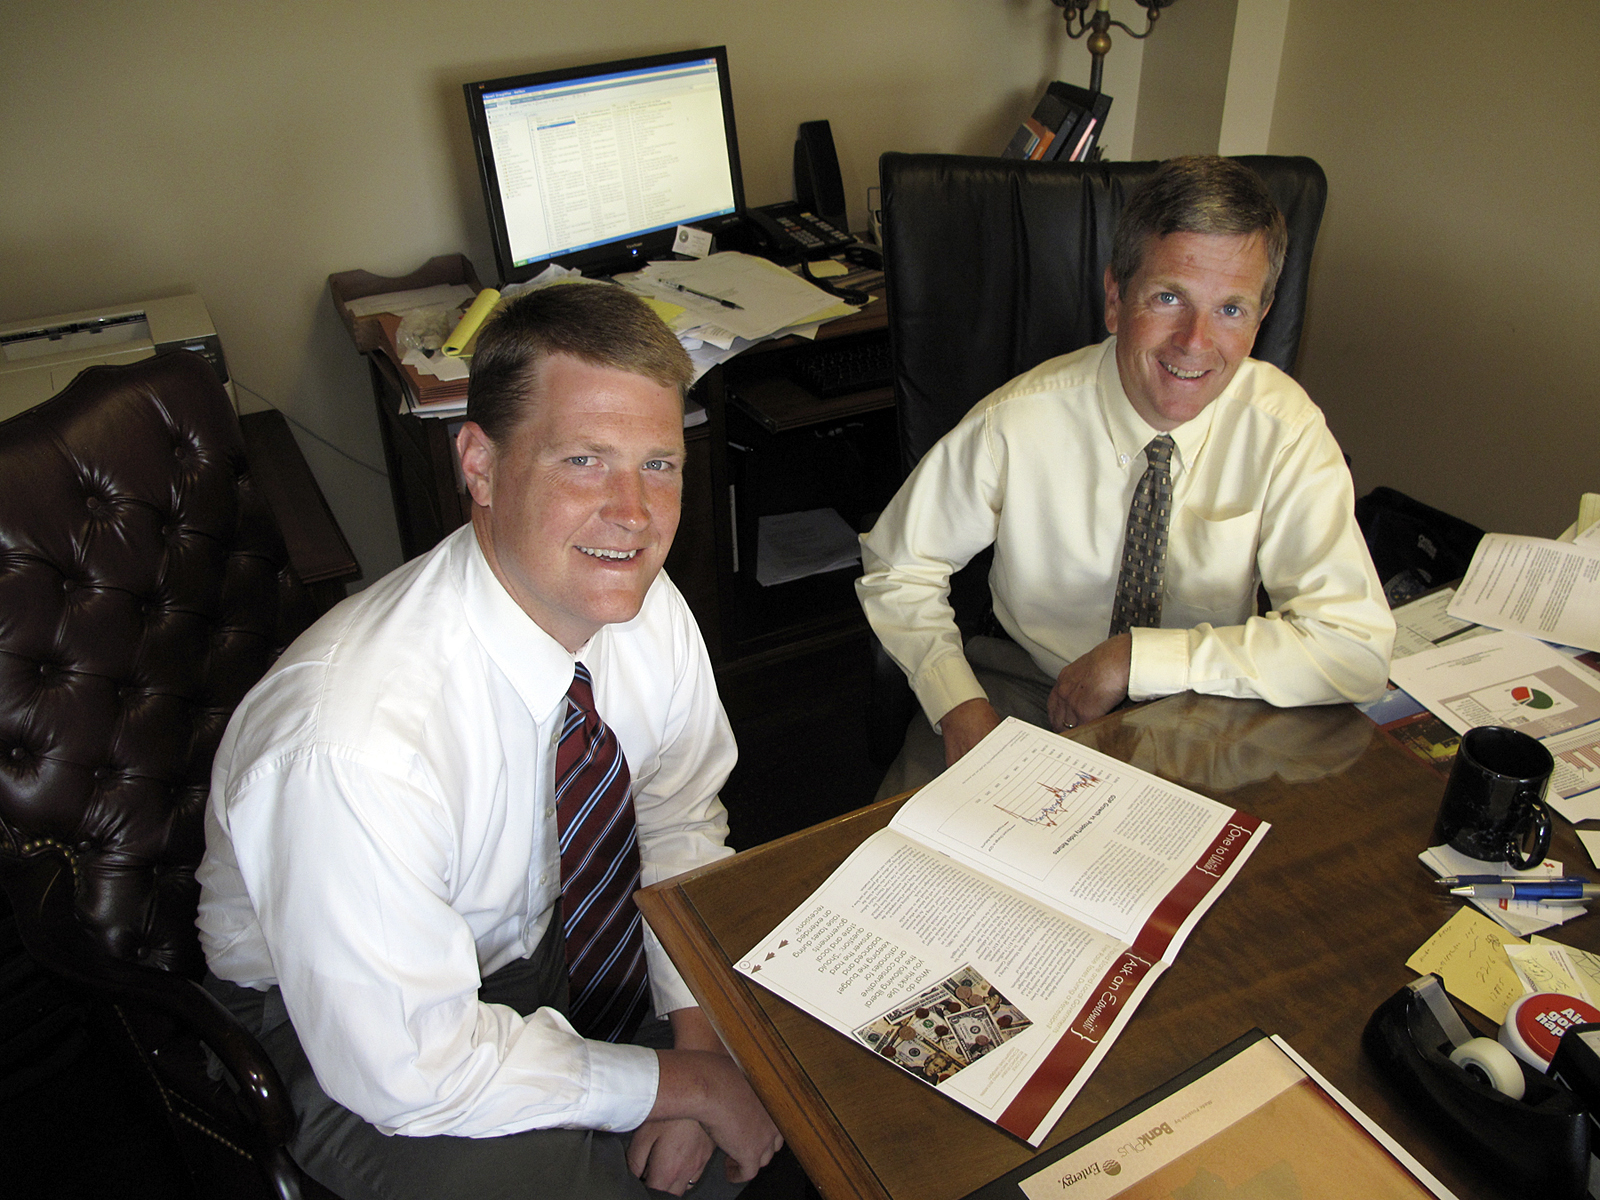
xmin=0 ymin=1 xmax=1142 ymax=585
xmin=21 ymin=2 xmax=1572 ymax=570
xmin=1272 ymin=1 xmax=1599 ymax=538
xmin=1132 ymin=0 xmax=1238 ymax=159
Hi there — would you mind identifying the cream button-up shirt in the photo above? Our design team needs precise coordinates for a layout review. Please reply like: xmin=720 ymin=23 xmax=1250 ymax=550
xmin=858 ymin=339 xmax=1395 ymax=728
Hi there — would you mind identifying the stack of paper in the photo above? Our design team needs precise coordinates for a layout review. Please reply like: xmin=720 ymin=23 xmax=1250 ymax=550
xmin=617 ymin=252 xmax=857 ymax=383
xmin=1374 ymin=523 xmax=1600 ymax=820
xmin=754 ymin=508 xmax=861 ymax=587
xmin=363 ymin=254 xmax=854 ymax=415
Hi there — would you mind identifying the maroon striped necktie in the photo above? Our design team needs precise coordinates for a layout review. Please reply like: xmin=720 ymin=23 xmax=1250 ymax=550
xmin=555 ymin=662 xmax=650 ymax=1042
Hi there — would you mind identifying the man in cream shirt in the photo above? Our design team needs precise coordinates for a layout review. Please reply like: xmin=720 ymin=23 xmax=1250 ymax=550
xmin=859 ymin=156 xmax=1394 ymax=794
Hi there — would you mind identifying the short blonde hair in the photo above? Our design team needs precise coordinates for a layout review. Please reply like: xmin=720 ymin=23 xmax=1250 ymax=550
xmin=467 ymin=283 xmax=692 ymax=444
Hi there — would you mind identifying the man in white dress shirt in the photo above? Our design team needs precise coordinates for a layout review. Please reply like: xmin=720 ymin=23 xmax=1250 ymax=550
xmin=197 ymin=284 xmax=780 ymax=1199
xmin=859 ymin=157 xmax=1394 ymax=794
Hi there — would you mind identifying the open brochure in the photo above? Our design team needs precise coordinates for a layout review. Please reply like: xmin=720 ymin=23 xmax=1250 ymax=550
xmin=733 ymin=718 xmax=1268 ymax=1145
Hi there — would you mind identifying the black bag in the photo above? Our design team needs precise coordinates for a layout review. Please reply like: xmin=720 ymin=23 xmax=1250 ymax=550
xmin=1355 ymin=486 xmax=1485 ymax=606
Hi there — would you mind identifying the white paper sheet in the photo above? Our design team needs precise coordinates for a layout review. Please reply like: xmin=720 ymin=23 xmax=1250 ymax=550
xmin=619 ymin=252 xmax=850 ymax=343
xmin=1390 ymin=630 xmax=1600 ymax=810
xmin=1449 ymin=533 xmax=1600 ymax=652
xmin=754 ymin=508 xmax=861 ymax=587
xmin=1389 ymin=588 xmax=1480 ymax=659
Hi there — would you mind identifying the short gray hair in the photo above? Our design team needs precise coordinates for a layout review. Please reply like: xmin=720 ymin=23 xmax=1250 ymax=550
xmin=1110 ymin=156 xmax=1288 ymax=308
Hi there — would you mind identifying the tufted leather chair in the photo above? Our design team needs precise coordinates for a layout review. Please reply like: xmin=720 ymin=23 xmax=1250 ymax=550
xmin=867 ymin=153 xmax=1329 ymax=767
xmin=0 ymin=351 xmax=336 ymax=1198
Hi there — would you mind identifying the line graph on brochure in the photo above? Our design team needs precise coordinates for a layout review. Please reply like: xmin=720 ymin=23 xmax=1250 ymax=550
xmin=934 ymin=740 xmax=1126 ymax=882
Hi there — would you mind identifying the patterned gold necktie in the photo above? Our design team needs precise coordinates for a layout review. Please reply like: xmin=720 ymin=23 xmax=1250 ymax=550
xmin=555 ymin=663 xmax=650 ymax=1042
xmin=1108 ymin=434 xmax=1176 ymax=638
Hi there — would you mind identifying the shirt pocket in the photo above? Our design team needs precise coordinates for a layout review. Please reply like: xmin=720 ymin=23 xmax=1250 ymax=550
xmin=1166 ymin=508 xmax=1262 ymax=623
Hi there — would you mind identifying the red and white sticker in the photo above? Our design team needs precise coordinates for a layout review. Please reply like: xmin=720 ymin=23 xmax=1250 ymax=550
xmin=1500 ymin=991 xmax=1600 ymax=1069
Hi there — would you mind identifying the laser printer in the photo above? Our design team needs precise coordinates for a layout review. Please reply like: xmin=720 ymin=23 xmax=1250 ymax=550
xmin=0 ymin=293 xmax=230 ymax=424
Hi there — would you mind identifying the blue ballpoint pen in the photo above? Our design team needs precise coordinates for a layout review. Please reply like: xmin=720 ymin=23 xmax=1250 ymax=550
xmin=1436 ymin=875 xmax=1591 ymax=886
xmin=1450 ymin=881 xmax=1600 ymax=900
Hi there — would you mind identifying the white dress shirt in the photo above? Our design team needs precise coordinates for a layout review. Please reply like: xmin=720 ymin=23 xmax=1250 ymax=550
xmin=197 ymin=525 xmax=736 ymax=1138
xmin=857 ymin=338 xmax=1394 ymax=728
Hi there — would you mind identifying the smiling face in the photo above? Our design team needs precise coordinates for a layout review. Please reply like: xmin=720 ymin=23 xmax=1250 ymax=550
xmin=1103 ymin=230 xmax=1271 ymax=431
xmin=457 ymin=352 xmax=685 ymax=650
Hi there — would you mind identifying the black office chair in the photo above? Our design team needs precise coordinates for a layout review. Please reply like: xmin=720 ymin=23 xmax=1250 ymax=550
xmin=866 ymin=152 xmax=1329 ymax=767
xmin=0 ymin=352 xmax=339 ymax=1198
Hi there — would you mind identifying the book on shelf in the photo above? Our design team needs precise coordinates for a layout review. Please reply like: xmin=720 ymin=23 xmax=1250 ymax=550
xmin=1002 ymin=82 xmax=1113 ymax=163
xmin=963 ymin=1030 xmax=1456 ymax=1199
xmin=733 ymin=718 xmax=1268 ymax=1145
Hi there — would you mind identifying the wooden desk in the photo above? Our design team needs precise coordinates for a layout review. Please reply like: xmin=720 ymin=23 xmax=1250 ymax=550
xmin=638 ymin=693 xmax=1600 ymax=1200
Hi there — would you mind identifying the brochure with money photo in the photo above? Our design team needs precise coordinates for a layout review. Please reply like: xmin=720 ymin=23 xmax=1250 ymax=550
xmin=733 ymin=718 xmax=1269 ymax=1145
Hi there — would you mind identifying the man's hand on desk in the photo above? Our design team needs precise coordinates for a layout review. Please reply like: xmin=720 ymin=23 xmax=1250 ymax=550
xmin=1048 ymin=633 xmax=1132 ymax=732
xmin=940 ymin=697 xmax=1003 ymax=767
xmin=650 ymin=1007 xmax=782 ymax=1189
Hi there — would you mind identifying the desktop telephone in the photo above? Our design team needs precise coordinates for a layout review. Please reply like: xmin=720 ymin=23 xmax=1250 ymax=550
xmin=740 ymin=202 xmax=854 ymax=259
xmin=705 ymin=118 xmax=856 ymax=261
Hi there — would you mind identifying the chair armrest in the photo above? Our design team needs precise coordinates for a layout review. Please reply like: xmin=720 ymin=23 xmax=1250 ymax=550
xmin=239 ymin=408 xmax=360 ymax=611
xmin=0 ymin=851 xmax=297 ymax=1147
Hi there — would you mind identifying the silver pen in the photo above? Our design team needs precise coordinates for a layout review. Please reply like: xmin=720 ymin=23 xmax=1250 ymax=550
xmin=1451 ymin=882 xmax=1600 ymax=901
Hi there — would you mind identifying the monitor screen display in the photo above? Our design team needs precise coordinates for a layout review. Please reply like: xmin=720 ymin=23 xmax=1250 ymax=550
xmin=464 ymin=46 xmax=746 ymax=283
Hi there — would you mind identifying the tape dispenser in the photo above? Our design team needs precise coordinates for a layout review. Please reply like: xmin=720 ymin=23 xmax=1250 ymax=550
xmin=1363 ymin=973 xmax=1589 ymax=1199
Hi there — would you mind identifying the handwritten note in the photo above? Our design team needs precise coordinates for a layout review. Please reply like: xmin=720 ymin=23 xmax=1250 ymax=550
xmin=1407 ymin=907 xmax=1526 ymax=1022
xmin=1525 ymin=936 xmax=1600 ymax=1004
xmin=1507 ymin=942 xmax=1587 ymax=998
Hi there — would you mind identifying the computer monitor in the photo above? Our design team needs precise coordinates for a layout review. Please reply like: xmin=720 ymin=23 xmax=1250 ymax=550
xmin=464 ymin=46 xmax=746 ymax=284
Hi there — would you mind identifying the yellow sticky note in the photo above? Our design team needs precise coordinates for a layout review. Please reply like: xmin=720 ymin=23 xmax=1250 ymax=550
xmin=1407 ymin=907 xmax=1525 ymax=1023
xmin=807 ymin=259 xmax=849 ymax=278
xmin=637 ymin=296 xmax=687 ymax=323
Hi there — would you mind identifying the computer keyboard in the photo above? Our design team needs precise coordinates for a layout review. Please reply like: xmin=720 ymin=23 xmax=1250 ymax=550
xmin=782 ymin=337 xmax=894 ymax=398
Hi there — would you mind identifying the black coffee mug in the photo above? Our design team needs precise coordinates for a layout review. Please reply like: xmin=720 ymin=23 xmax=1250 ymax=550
xmin=1432 ymin=726 xmax=1554 ymax=869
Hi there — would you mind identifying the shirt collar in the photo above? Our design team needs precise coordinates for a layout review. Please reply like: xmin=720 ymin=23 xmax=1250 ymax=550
xmin=1096 ymin=336 xmax=1220 ymax=475
xmin=453 ymin=526 xmax=578 ymax=722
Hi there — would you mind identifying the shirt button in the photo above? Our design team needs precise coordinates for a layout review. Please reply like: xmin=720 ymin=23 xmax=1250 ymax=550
xmin=546 ymin=805 xmax=556 ymax=819
xmin=539 ymin=873 xmax=548 ymax=885
xmin=1119 ymin=453 xmax=1130 ymax=466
